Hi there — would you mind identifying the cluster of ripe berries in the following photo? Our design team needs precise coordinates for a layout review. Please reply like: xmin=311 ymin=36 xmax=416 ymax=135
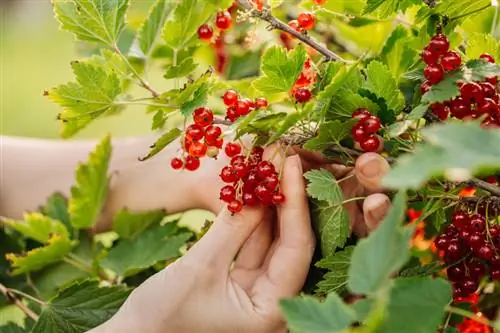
xmin=281 ymin=12 xmax=316 ymax=49
xmin=197 ymin=11 xmax=232 ymax=41
xmin=350 ymin=108 xmax=382 ymax=152
xmin=219 ymin=145 xmax=285 ymax=213
xmin=420 ymin=34 xmax=500 ymax=127
xmin=222 ymin=90 xmax=268 ymax=122
xmin=434 ymin=210 xmax=500 ymax=298
xmin=170 ymin=107 xmax=223 ymax=171
xmin=291 ymin=59 xmax=316 ymax=104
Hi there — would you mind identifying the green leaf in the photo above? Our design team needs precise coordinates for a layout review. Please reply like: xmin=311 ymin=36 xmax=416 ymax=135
xmin=435 ymin=0 xmax=490 ymax=20
xmin=380 ymin=277 xmax=452 ymax=333
xmin=384 ymin=122 xmax=500 ymax=189
xmin=421 ymin=70 xmax=462 ymax=103
xmin=351 ymin=299 xmax=374 ymax=323
xmin=0 ymin=323 xmax=25 ymax=333
xmin=226 ymin=50 xmax=262 ymax=80
xmin=466 ymin=33 xmax=500 ymax=60
xmin=52 ymin=0 xmax=129 ymax=45
xmin=88 ymin=50 xmax=130 ymax=90
xmin=102 ymin=223 xmax=191 ymax=276
xmin=4 ymin=213 xmax=69 ymax=243
xmin=267 ymin=111 xmax=308 ymax=144
xmin=315 ymin=246 xmax=353 ymax=295
xmin=304 ymin=120 xmax=356 ymax=152
xmin=387 ymin=120 xmax=412 ymax=138
xmin=328 ymin=92 xmax=380 ymax=119
xmin=348 ymin=192 xmax=412 ymax=295
xmin=399 ymin=261 xmax=443 ymax=278
xmin=406 ymin=103 xmax=429 ymax=120
xmin=31 ymin=280 xmax=130 ymax=333
xmin=180 ymin=83 xmax=209 ymax=116
xmin=380 ymin=25 xmax=418 ymax=79
xmin=253 ymin=45 xmax=307 ymax=95
xmin=280 ymin=294 xmax=356 ymax=333
xmin=39 ymin=193 xmax=73 ymax=237
xmin=363 ymin=0 xmax=398 ymax=19
xmin=364 ymin=60 xmax=405 ymax=113
xmin=138 ymin=0 xmax=172 ymax=56
xmin=47 ymin=61 xmax=123 ymax=138
xmin=164 ymin=57 xmax=198 ymax=79
xmin=465 ymin=59 xmax=500 ymax=81
xmin=113 ymin=209 xmax=166 ymax=240
xmin=162 ymin=0 xmax=215 ymax=50
xmin=305 ymin=170 xmax=349 ymax=256
xmin=6 ymin=235 xmax=76 ymax=275
xmin=138 ymin=128 xmax=182 ymax=161
xmin=69 ymin=136 xmax=111 ymax=229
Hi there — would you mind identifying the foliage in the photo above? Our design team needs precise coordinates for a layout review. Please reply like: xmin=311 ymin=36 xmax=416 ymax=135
xmin=2 ymin=0 xmax=500 ymax=332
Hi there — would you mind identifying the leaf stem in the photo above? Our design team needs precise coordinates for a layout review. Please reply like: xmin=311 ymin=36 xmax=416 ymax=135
xmin=446 ymin=305 xmax=495 ymax=327
xmin=465 ymin=178 xmax=500 ymax=196
xmin=0 ymin=283 xmax=40 ymax=321
xmin=236 ymin=0 xmax=348 ymax=63
xmin=113 ymin=44 xmax=160 ymax=97
xmin=6 ymin=288 xmax=45 ymax=306
xmin=449 ymin=4 xmax=491 ymax=21
xmin=342 ymin=197 xmax=366 ymax=205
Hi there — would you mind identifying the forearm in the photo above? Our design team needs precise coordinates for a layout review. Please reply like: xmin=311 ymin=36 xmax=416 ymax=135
xmin=0 ymin=135 xmax=208 ymax=230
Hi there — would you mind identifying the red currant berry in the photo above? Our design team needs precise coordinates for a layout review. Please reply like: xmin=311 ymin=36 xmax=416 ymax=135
xmin=444 ymin=240 xmax=466 ymax=262
xmin=242 ymin=191 xmax=259 ymax=206
xmin=184 ymin=156 xmax=200 ymax=171
xmin=466 ymin=232 xmax=484 ymax=249
xmin=491 ymin=269 xmax=500 ymax=281
xmin=230 ymin=154 xmax=246 ymax=166
xmin=352 ymin=108 xmax=371 ymax=120
xmin=197 ymin=24 xmax=213 ymax=40
xmin=171 ymin=158 xmax=183 ymax=170
xmin=223 ymin=90 xmax=239 ymax=106
xmin=294 ymin=88 xmax=312 ymax=103
xmin=459 ymin=229 xmax=471 ymax=241
xmin=490 ymin=225 xmax=500 ymax=238
xmin=272 ymin=192 xmax=286 ymax=205
xmin=359 ymin=135 xmax=381 ymax=153
xmin=420 ymin=81 xmax=432 ymax=94
xmin=492 ymin=257 xmax=500 ymax=268
xmin=480 ymin=82 xmax=496 ymax=98
xmin=445 ymin=224 xmax=459 ymax=237
xmin=452 ymin=211 xmax=470 ymax=230
xmin=251 ymin=147 xmax=264 ymax=160
xmin=487 ymin=76 xmax=498 ymax=85
xmin=447 ymin=263 xmax=467 ymax=282
xmin=480 ymin=53 xmax=495 ymax=63
xmin=469 ymin=214 xmax=486 ymax=233
xmin=313 ymin=0 xmax=326 ymax=4
xmin=351 ymin=124 xmax=367 ymax=142
xmin=421 ymin=47 xmax=439 ymax=65
xmin=475 ymin=244 xmax=494 ymax=260
xmin=297 ymin=12 xmax=315 ymax=30
xmin=235 ymin=99 xmax=251 ymax=116
xmin=460 ymin=82 xmax=484 ymax=103
xmin=215 ymin=11 xmax=232 ymax=30
xmin=424 ymin=64 xmax=444 ymax=84
xmin=360 ymin=115 xmax=381 ymax=134
xmin=186 ymin=124 xmax=205 ymax=141
xmin=441 ymin=51 xmax=462 ymax=72
xmin=467 ymin=259 xmax=486 ymax=279
xmin=233 ymin=163 xmax=249 ymax=179
xmin=243 ymin=171 xmax=259 ymax=192
xmin=228 ymin=200 xmax=243 ymax=214
xmin=428 ymin=34 xmax=450 ymax=55
xmin=220 ymin=166 xmax=239 ymax=183
xmin=204 ymin=125 xmax=222 ymax=145
xmin=225 ymin=143 xmax=241 ymax=157
xmin=220 ymin=185 xmax=236 ymax=203
xmin=450 ymin=97 xmax=471 ymax=119
xmin=288 ymin=20 xmax=304 ymax=34
xmin=214 ymin=137 xmax=224 ymax=149
xmin=226 ymin=106 xmax=238 ymax=122
xmin=434 ymin=234 xmax=449 ymax=250
xmin=255 ymin=184 xmax=273 ymax=204
xmin=431 ymin=103 xmax=449 ymax=120
xmin=256 ymin=161 xmax=276 ymax=179
xmin=255 ymin=97 xmax=268 ymax=109
xmin=477 ymin=98 xmax=498 ymax=115
xmin=460 ymin=279 xmax=479 ymax=294
xmin=263 ymin=174 xmax=279 ymax=191
xmin=193 ymin=107 xmax=214 ymax=127
xmin=453 ymin=286 xmax=465 ymax=298
xmin=189 ymin=141 xmax=207 ymax=158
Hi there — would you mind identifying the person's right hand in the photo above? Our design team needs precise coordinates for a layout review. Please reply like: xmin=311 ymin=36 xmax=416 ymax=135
xmin=93 ymin=155 xmax=315 ymax=333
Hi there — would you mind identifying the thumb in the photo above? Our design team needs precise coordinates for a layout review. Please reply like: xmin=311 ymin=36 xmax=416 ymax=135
xmin=355 ymin=152 xmax=391 ymax=192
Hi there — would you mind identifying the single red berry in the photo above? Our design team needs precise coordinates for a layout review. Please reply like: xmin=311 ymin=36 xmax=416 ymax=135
xmin=220 ymin=185 xmax=236 ymax=203
xmin=223 ymin=90 xmax=239 ymax=106
xmin=184 ymin=156 xmax=200 ymax=171
xmin=204 ymin=125 xmax=222 ymax=145
xmin=189 ymin=141 xmax=207 ymax=158
xmin=230 ymin=154 xmax=246 ymax=166
xmin=235 ymin=99 xmax=251 ymax=116
xmin=214 ymin=137 xmax=224 ymax=149
xmin=441 ymin=51 xmax=462 ymax=72
xmin=243 ymin=171 xmax=259 ymax=192
xmin=251 ymin=147 xmax=264 ymax=160
xmin=490 ymin=225 xmax=500 ymax=238
xmin=477 ymin=98 xmax=498 ymax=115
xmin=313 ymin=0 xmax=327 ymax=4
xmin=480 ymin=53 xmax=495 ymax=63
xmin=288 ymin=19 xmax=304 ymax=34
xmin=430 ymin=103 xmax=449 ymax=120
xmin=445 ymin=224 xmax=459 ymax=237
xmin=444 ymin=240 xmax=466 ymax=262
xmin=197 ymin=24 xmax=213 ymax=40
xmin=352 ymin=108 xmax=371 ymax=120
xmin=220 ymin=166 xmax=239 ymax=183
xmin=421 ymin=47 xmax=440 ymax=65
xmin=256 ymin=161 xmax=276 ymax=179
xmin=428 ymin=34 xmax=450 ymax=55
xmin=453 ymin=286 xmax=465 ymax=298
xmin=193 ymin=107 xmax=214 ymax=127
xmin=226 ymin=106 xmax=238 ymax=122
xmin=297 ymin=12 xmax=315 ymax=30
xmin=171 ymin=158 xmax=183 ymax=170
xmin=233 ymin=163 xmax=249 ymax=179
xmin=469 ymin=214 xmax=486 ymax=233
xmin=459 ymin=229 xmax=471 ymax=241
xmin=450 ymin=97 xmax=471 ymax=119
xmin=452 ymin=211 xmax=470 ymax=230
xmin=492 ymin=269 xmax=500 ymax=281
xmin=228 ymin=200 xmax=243 ymax=214
xmin=447 ymin=263 xmax=467 ymax=282
xmin=460 ymin=82 xmax=484 ymax=103
xmin=272 ymin=192 xmax=286 ymax=205
xmin=186 ymin=124 xmax=205 ymax=141
xmin=359 ymin=135 xmax=381 ymax=152
xmin=225 ymin=143 xmax=242 ymax=157
xmin=424 ymin=64 xmax=444 ymax=84
xmin=360 ymin=115 xmax=381 ymax=134
xmin=480 ymin=82 xmax=496 ymax=98
xmin=255 ymin=184 xmax=273 ymax=204
xmin=351 ymin=124 xmax=367 ymax=142
xmin=460 ymin=279 xmax=479 ymax=294
xmin=492 ymin=256 xmax=500 ymax=268
xmin=294 ymin=88 xmax=312 ymax=103
xmin=434 ymin=234 xmax=449 ymax=250
xmin=466 ymin=232 xmax=484 ymax=249
xmin=255 ymin=97 xmax=268 ymax=109
xmin=420 ymin=81 xmax=432 ymax=94
xmin=487 ymin=76 xmax=498 ymax=85
xmin=243 ymin=192 xmax=259 ymax=206
xmin=215 ymin=11 xmax=232 ymax=30
xmin=475 ymin=244 xmax=494 ymax=260
xmin=263 ymin=174 xmax=279 ymax=191
xmin=467 ymin=259 xmax=486 ymax=279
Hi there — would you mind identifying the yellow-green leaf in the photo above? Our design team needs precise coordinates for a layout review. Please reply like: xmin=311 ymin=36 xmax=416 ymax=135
xmin=4 ymin=213 xmax=69 ymax=243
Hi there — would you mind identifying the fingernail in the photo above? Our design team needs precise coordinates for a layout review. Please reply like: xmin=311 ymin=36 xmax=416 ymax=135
xmin=370 ymin=200 xmax=390 ymax=222
xmin=360 ymin=158 xmax=381 ymax=179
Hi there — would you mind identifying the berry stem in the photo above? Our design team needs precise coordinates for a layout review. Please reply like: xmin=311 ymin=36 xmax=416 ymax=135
xmin=236 ymin=0 xmax=348 ymax=63
xmin=0 ymin=283 xmax=40 ymax=321
xmin=465 ymin=178 xmax=500 ymax=197
xmin=342 ymin=197 xmax=367 ymax=205
xmin=445 ymin=305 xmax=495 ymax=328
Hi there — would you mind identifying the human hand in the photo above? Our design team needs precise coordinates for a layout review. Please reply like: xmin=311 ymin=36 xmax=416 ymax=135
xmin=95 ymin=155 xmax=315 ymax=333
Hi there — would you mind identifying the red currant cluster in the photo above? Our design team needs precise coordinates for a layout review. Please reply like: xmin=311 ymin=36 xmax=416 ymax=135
xmin=197 ymin=11 xmax=232 ymax=41
xmin=350 ymin=108 xmax=382 ymax=152
xmin=421 ymin=34 xmax=459 ymax=86
xmin=280 ymin=12 xmax=316 ymax=49
xmin=170 ymin=107 xmax=223 ymax=171
xmin=219 ymin=145 xmax=285 ymax=213
xmin=222 ymin=90 xmax=268 ymax=122
xmin=291 ymin=59 xmax=316 ymax=104
xmin=434 ymin=210 xmax=500 ymax=297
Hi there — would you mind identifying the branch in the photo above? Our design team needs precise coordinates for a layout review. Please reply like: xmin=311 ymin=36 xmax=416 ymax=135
xmin=466 ymin=178 xmax=500 ymax=197
xmin=0 ymin=283 xmax=40 ymax=321
xmin=236 ymin=0 xmax=348 ymax=63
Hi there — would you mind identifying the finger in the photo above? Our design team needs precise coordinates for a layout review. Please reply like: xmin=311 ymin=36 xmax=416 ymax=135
xmin=258 ymin=155 xmax=315 ymax=298
xmin=234 ymin=209 xmax=274 ymax=270
xmin=355 ymin=152 xmax=391 ymax=193
xmin=363 ymin=193 xmax=391 ymax=231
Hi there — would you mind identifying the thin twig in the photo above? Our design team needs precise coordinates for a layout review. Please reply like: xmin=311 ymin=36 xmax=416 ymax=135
xmin=237 ymin=0 xmax=348 ymax=63
xmin=466 ymin=178 xmax=500 ymax=197
xmin=0 ymin=283 xmax=40 ymax=321
xmin=449 ymin=4 xmax=491 ymax=22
